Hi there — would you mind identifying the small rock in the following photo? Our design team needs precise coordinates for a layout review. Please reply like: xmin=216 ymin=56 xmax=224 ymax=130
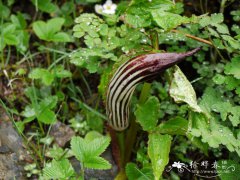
xmin=0 ymin=121 xmax=26 ymax=180
xmin=50 ymin=121 xmax=75 ymax=147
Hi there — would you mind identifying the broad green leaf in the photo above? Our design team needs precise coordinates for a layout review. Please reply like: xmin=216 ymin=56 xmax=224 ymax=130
xmin=126 ymin=163 xmax=154 ymax=180
xmin=32 ymin=18 xmax=72 ymax=42
xmin=43 ymin=159 xmax=74 ymax=179
xmin=37 ymin=108 xmax=56 ymax=124
xmin=169 ymin=66 xmax=202 ymax=113
xmin=0 ymin=4 xmax=10 ymax=18
xmin=125 ymin=13 xmax=152 ymax=28
xmin=130 ymin=0 xmax=173 ymax=10
xmin=156 ymin=116 xmax=188 ymax=135
xmin=40 ymin=96 xmax=58 ymax=109
xmin=32 ymin=21 xmax=48 ymax=39
xmin=224 ymin=56 xmax=240 ymax=79
xmin=47 ymin=18 xmax=65 ymax=35
xmin=4 ymin=34 xmax=18 ymax=45
xmin=148 ymin=133 xmax=172 ymax=180
xmin=31 ymin=0 xmax=58 ymax=13
xmin=51 ymin=32 xmax=72 ymax=42
xmin=151 ymin=11 xmax=193 ymax=30
xmin=135 ymin=96 xmax=160 ymax=131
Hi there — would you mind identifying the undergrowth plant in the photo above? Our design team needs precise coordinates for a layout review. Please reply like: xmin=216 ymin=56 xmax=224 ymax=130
xmin=70 ymin=0 xmax=240 ymax=179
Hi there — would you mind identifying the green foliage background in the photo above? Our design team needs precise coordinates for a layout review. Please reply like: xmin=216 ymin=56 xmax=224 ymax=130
xmin=0 ymin=0 xmax=240 ymax=179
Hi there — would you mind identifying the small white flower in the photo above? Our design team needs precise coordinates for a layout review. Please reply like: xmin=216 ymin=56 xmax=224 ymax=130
xmin=95 ymin=0 xmax=117 ymax=15
xmin=103 ymin=0 xmax=117 ymax=14
xmin=95 ymin=4 xmax=103 ymax=14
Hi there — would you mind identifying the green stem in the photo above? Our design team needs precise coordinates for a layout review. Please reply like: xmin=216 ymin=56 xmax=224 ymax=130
xmin=116 ymin=131 xmax=125 ymax=168
xmin=124 ymin=83 xmax=151 ymax=165
xmin=150 ymin=30 xmax=159 ymax=51
xmin=220 ymin=0 xmax=227 ymax=13
xmin=38 ymin=121 xmax=45 ymax=135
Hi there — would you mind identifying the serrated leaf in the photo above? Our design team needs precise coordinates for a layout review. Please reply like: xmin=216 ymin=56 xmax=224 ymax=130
xmin=211 ymin=13 xmax=224 ymax=24
xmin=43 ymin=159 xmax=74 ymax=179
xmin=189 ymin=112 xmax=240 ymax=156
xmin=86 ymin=135 xmax=111 ymax=156
xmin=228 ymin=106 xmax=240 ymax=127
xmin=212 ymin=102 xmax=232 ymax=121
xmin=224 ymin=56 xmax=240 ymax=79
xmin=169 ymin=66 xmax=202 ymax=113
xmin=84 ymin=156 xmax=111 ymax=170
xmin=148 ymin=133 xmax=172 ymax=180
xmin=215 ymin=24 xmax=229 ymax=34
xmin=70 ymin=134 xmax=111 ymax=170
xmin=71 ymin=136 xmax=85 ymax=162
xmin=135 ymin=96 xmax=160 ymax=131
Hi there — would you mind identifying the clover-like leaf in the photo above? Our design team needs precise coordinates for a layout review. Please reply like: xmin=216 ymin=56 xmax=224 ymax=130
xmin=224 ymin=56 xmax=240 ymax=79
xmin=33 ymin=18 xmax=72 ymax=42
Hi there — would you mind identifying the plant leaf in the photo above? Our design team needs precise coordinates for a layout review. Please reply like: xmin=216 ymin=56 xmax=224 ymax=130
xmin=126 ymin=163 xmax=154 ymax=180
xmin=43 ymin=158 xmax=75 ymax=179
xmin=135 ymin=96 xmax=160 ymax=132
xmin=224 ymin=56 xmax=240 ymax=79
xmin=70 ymin=133 xmax=111 ymax=170
xmin=84 ymin=156 xmax=111 ymax=170
xmin=169 ymin=66 xmax=202 ymax=113
xmin=148 ymin=133 xmax=172 ymax=180
xmin=151 ymin=11 xmax=193 ymax=30
xmin=156 ymin=116 xmax=188 ymax=135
